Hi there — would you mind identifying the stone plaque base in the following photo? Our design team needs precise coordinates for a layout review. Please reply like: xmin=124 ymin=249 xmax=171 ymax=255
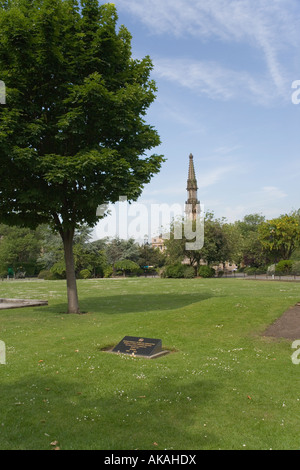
xmin=110 ymin=336 xmax=169 ymax=359
xmin=0 ymin=298 xmax=48 ymax=310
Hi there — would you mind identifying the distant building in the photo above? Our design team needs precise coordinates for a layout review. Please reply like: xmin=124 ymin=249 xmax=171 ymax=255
xmin=151 ymin=234 xmax=165 ymax=252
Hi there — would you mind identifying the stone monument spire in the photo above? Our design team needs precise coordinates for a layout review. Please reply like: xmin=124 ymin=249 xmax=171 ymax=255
xmin=185 ymin=153 xmax=200 ymax=220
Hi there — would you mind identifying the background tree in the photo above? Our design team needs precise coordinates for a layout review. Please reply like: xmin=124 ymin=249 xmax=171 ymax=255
xmin=0 ymin=224 xmax=42 ymax=277
xmin=163 ymin=218 xmax=186 ymax=265
xmin=114 ymin=259 xmax=140 ymax=277
xmin=37 ymin=225 xmax=64 ymax=273
xmin=137 ymin=243 xmax=166 ymax=271
xmin=105 ymin=237 xmax=140 ymax=266
xmin=232 ymin=214 xmax=268 ymax=268
xmin=0 ymin=0 xmax=163 ymax=312
xmin=47 ymin=225 xmax=108 ymax=279
xmin=163 ymin=212 xmax=230 ymax=273
xmin=222 ymin=222 xmax=243 ymax=266
xmin=199 ymin=212 xmax=230 ymax=268
xmin=258 ymin=213 xmax=300 ymax=262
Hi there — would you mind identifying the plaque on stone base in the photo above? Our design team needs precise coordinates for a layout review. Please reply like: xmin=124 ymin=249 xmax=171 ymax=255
xmin=112 ymin=336 xmax=168 ymax=359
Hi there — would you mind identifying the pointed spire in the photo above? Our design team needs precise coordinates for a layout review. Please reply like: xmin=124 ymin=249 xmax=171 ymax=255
xmin=188 ymin=153 xmax=196 ymax=180
xmin=187 ymin=153 xmax=198 ymax=191
xmin=185 ymin=153 xmax=200 ymax=220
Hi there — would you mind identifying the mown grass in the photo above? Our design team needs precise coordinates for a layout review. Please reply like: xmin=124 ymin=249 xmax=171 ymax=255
xmin=0 ymin=277 xmax=299 ymax=450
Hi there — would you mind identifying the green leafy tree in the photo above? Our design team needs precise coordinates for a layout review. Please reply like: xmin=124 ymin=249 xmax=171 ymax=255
xmin=137 ymin=244 xmax=166 ymax=270
xmin=37 ymin=225 xmax=63 ymax=270
xmin=0 ymin=224 xmax=42 ymax=276
xmin=105 ymin=237 xmax=140 ymax=265
xmin=0 ymin=0 xmax=163 ymax=312
xmin=230 ymin=214 xmax=268 ymax=268
xmin=258 ymin=214 xmax=300 ymax=262
xmin=275 ymin=260 xmax=293 ymax=275
xmin=114 ymin=259 xmax=140 ymax=277
xmin=200 ymin=212 xmax=230 ymax=266
xmin=163 ymin=218 xmax=186 ymax=265
xmin=39 ymin=224 xmax=109 ymax=278
xmin=236 ymin=214 xmax=265 ymax=234
xmin=164 ymin=212 xmax=230 ymax=270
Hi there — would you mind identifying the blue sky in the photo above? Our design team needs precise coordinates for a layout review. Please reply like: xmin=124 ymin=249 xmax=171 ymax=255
xmin=94 ymin=0 xmax=300 ymax=240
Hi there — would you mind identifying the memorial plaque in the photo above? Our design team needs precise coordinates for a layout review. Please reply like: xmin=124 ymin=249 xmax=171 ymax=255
xmin=112 ymin=336 xmax=167 ymax=358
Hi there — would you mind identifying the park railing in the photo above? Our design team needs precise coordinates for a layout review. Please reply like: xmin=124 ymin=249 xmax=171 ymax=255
xmin=221 ymin=271 xmax=300 ymax=281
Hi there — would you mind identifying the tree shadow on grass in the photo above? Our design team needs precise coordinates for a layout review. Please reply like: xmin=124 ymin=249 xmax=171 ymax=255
xmin=0 ymin=372 xmax=221 ymax=450
xmin=45 ymin=292 xmax=216 ymax=315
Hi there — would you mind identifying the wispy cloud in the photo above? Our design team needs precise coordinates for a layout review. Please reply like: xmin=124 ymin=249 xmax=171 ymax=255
xmin=198 ymin=165 xmax=240 ymax=190
xmin=115 ymin=0 xmax=299 ymax=101
xmin=261 ymin=186 xmax=287 ymax=200
xmin=153 ymin=58 xmax=277 ymax=105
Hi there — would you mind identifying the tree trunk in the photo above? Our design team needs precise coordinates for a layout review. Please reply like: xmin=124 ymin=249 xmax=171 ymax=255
xmin=61 ymin=228 xmax=80 ymax=314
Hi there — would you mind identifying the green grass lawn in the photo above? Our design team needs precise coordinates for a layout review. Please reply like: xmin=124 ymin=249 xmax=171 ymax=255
xmin=0 ymin=277 xmax=299 ymax=450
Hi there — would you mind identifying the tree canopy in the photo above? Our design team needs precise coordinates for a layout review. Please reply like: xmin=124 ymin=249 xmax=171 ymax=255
xmin=258 ymin=214 xmax=300 ymax=262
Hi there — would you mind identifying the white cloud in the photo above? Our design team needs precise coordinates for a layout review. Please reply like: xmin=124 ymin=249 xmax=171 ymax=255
xmin=199 ymin=165 xmax=239 ymax=189
xmin=115 ymin=0 xmax=299 ymax=98
xmin=153 ymin=58 xmax=277 ymax=105
xmin=261 ymin=186 xmax=287 ymax=200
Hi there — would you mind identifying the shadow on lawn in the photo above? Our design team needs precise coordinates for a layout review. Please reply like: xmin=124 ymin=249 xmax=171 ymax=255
xmin=0 ymin=373 xmax=221 ymax=450
xmin=46 ymin=292 xmax=216 ymax=315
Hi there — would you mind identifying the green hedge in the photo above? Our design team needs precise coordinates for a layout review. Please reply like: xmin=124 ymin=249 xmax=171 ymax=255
xmin=79 ymin=269 xmax=92 ymax=279
xmin=198 ymin=265 xmax=215 ymax=278
xmin=162 ymin=263 xmax=195 ymax=278
xmin=275 ymin=260 xmax=293 ymax=275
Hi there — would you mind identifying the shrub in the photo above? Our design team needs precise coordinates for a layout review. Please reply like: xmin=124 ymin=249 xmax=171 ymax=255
xmin=198 ymin=265 xmax=215 ymax=278
xmin=38 ymin=269 xmax=61 ymax=280
xmin=292 ymin=261 xmax=300 ymax=275
xmin=79 ymin=269 xmax=91 ymax=279
xmin=50 ymin=261 xmax=66 ymax=279
xmin=275 ymin=260 xmax=293 ymax=275
xmin=183 ymin=266 xmax=196 ymax=278
xmin=162 ymin=263 xmax=195 ymax=279
xmin=103 ymin=265 xmax=113 ymax=278
xmin=114 ymin=260 xmax=140 ymax=276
